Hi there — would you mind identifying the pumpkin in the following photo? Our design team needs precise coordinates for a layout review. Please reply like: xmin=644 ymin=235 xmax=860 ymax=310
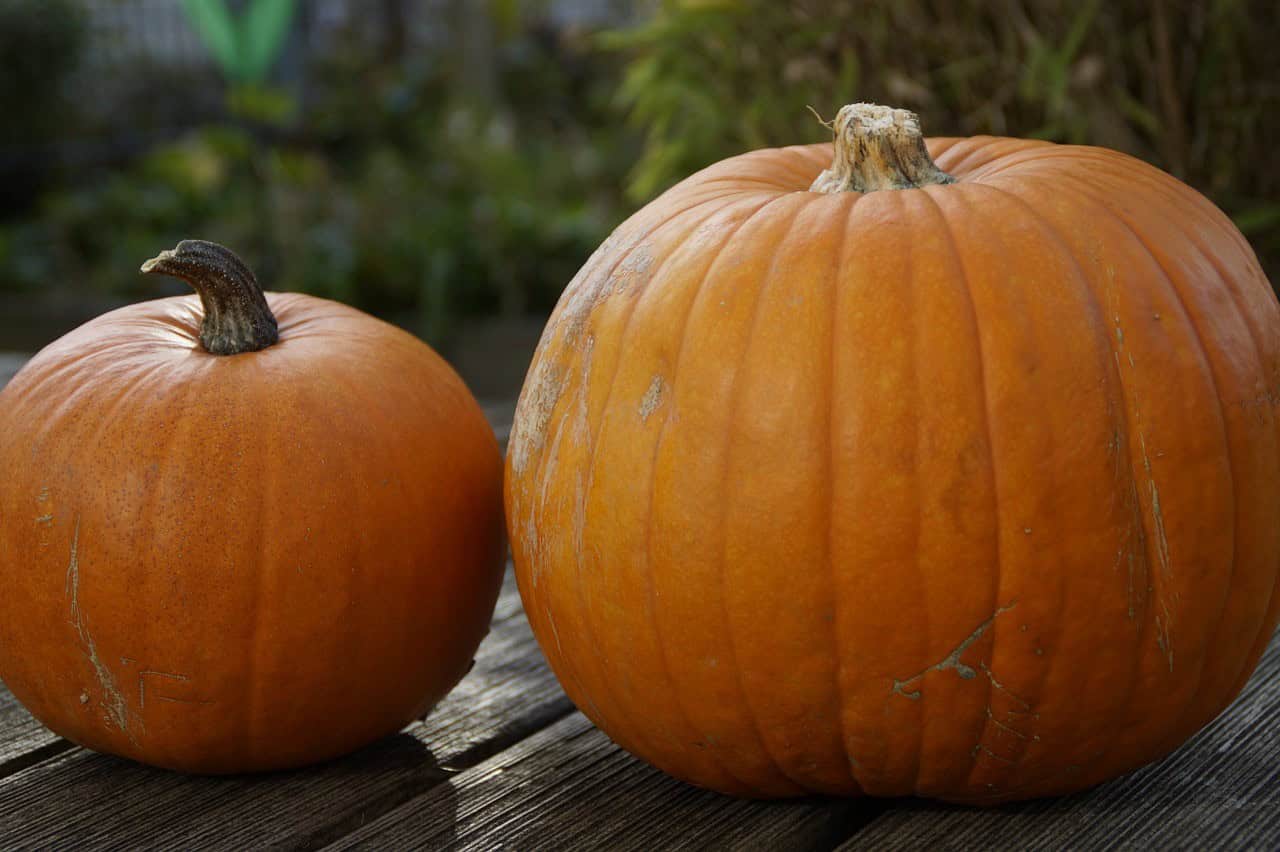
xmin=0 ymin=240 xmax=505 ymax=773
xmin=505 ymin=103 xmax=1280 ymax=803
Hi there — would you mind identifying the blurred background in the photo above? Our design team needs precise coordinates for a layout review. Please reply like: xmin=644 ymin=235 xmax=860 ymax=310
xmin=2 ymin=0 xmax=1277 ymax=399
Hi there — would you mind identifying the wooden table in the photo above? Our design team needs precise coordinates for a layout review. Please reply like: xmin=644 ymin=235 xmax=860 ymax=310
xmin=0 ymin=372 xmax=1277 ymax=850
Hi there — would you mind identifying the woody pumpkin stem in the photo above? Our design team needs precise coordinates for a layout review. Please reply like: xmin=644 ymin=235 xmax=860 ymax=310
xmin=141 ymin=240 xmax=279 ymax=355
xmin=810 ymin=103 xmax=955 ymax=194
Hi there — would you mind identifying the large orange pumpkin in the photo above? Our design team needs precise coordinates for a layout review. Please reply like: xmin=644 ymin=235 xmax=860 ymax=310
xmin=505 ymin=104 xmax=1280 ymax=802
xmin=0 ymin=240 xmax=505 ymax=773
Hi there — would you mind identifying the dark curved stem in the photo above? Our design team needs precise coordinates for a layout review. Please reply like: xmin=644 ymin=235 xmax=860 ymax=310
xmin=141 ymin=240 xmax=279 ymax=355
xmin=810 ymin=103 xmax=956 ymax=194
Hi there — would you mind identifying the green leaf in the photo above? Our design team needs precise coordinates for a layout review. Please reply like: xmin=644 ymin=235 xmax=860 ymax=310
xmin=239 ymin=0 xmax=295 ymax=83
xmin=181 ymin=0 xmax=240 ymax=78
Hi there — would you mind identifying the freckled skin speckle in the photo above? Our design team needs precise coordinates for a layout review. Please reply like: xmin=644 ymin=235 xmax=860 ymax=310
xmin=0 ymin=287 xmax=506 ymax=773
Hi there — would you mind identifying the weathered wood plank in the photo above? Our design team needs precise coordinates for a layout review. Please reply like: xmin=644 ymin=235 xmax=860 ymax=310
xmin=838 ymin=631 xmax=1280 ymax=851
xmin=0 ymin=689 xmax=70 ymax=777
xmin=0 ymin=569 xmax=575 ymax=851
xmin=326 ymin=712 xmax=883 ymax=851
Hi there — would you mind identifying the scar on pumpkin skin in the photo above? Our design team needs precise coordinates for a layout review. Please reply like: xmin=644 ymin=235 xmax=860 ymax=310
xmin=972 ymin=742 xmax=1017 ymax=765
xmin=985 ymin=705 xmax=1035 ymax=741
xmin=1110 ymin=280 xmax=1176 ymax=672
xmin=36 ymin=486 xmax=55 ymax=549
xmin=639 ymin=375 xmax=665 ymax=423
xmin=891 ymin=601 xmax=1018 ymax=700
xmin=1139 ymin=431 xmax=1176 ymax=674
xmin=64 ymin=518 xmax=137 ymax=743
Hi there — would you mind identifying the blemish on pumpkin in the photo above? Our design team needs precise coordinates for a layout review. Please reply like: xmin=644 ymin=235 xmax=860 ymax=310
xmin=545 ymin=608 xmax=567 ymax=660
xmin=570 ymin=472 xmax=587 ymax=574
xmin=985 ymin=706 xmax=1029 ymax=741
xmin=556 ymin=240 xmax=655 ymax=344
xmin=1137 ymin=431 xmax=1175 ymax=671
xmin=1106 ymin=428 xmax=1121 ymax=455
xmin=64 ymin=518 xmax=83 ymax=636
xmin=891 ymin=602 xmax=1017 ymax=700
xmin=512 ymin=227 xmax=664 ymax=481
xmin=537 ymin=423 xmax=563 ymax=519
xmin=509 ymin=358 xmax=565 ymax=476
xmin=612 ymin=243 xmax=655 ymax=293
xmin=1111 ymin=286 xmax=1175 ymax=667
xmin=36 ymin=487 xmax=55 ymax=549
xmin=639 ymin=375 xmax=665 ymax=423
xmin=522 ymin=517 xmax=542 ymax=585
xmin=1126 ymin=551 xmax=1137 ymax=620
xmin=972 ymin=743 xmax=1017 ymax=765
xmin=64 ymin=519 xmax=134 ymax=741
xmin=531 ymin=338 xmax=596 ymax=564
xmin=1155 ymin=606 xmax=1175 ymax=672
xmin=978 ymin=661 xmax=1033 ymax=713
xmin=511 ymin=237 xmax=647 ymax=477
xmin=572 ymin=336 xmax=596 ymax=444
xmin=137 ymin=670 xmax=196 ymax=709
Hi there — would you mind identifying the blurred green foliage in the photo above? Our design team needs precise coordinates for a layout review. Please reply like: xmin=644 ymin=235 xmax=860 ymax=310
xmin=2 ymin=0 xmax=1276 ymax=344
xmin=0 ymin=0 xmax=85 ymax=147
xmin=607 ymin=0 xmax=1279 ymax=279
xmin=0 ymin=5 xmax=637 ymax=345
xmin=0 ymin=0 xmax=86 ymax=209
xmin=181 ymin=0 xmax=296 ymax=84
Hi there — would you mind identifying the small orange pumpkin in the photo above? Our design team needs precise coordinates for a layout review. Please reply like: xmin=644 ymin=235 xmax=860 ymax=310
xmin=505 ymin=104 xmax=1280 ymax=802
xmin=0 ymin=240 xmax=505 ymax=773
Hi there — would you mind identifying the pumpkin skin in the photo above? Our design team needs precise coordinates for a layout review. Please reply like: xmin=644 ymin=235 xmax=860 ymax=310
xmin=505 ymin=111 xmax=1280 ymax=803
xmin=0 ymin=274 xmax=505 ymax=773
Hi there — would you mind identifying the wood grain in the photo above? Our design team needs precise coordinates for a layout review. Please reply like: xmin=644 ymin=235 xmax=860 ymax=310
xmin=326 ymin=712 xmax=884 ymax=852
xmin=0 ymin=571 xmax=575 ymax=851
xmin=0 ymin=689 xmax=69 ymax=777
xmin=837 ymin=632 xmax=1280 ymax=851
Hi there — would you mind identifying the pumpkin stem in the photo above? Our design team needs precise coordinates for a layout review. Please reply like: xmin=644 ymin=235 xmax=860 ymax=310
xmin=810 ymin=103 xmax=955 ymax=194
xmin=141 ymin=240 xmax=280 ymax=355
